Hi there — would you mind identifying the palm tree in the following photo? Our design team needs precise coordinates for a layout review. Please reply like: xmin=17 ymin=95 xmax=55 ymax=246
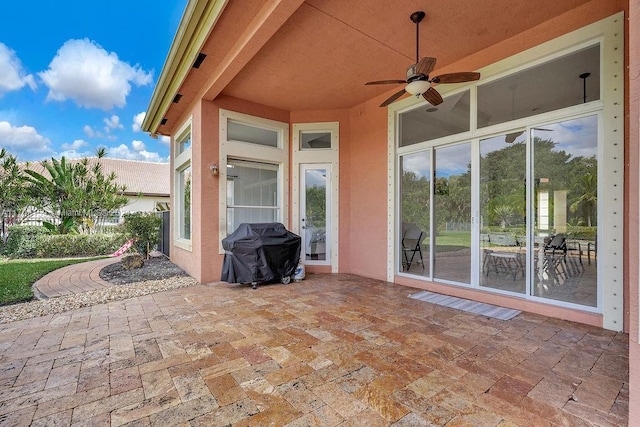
xmin=570 ymin=173 xmax=597 ymax=227
xmin=24 ymin=150 xmax=127 ymax=234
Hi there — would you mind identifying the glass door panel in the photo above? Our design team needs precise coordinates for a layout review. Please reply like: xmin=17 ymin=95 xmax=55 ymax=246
xmin=399 ymin=152 xmax=431 ymax=276
xmin=301 ymin=165 xmax=330 ymax=264
xmin=531 ymin=117 xmax=598 ymax=307
xmin=434 ymin=143 xmax=471 ymax=284
xmin=479 ymin=133 xmax=527 ymax=294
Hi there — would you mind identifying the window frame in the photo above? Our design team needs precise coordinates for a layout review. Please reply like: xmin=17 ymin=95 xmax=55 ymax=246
xmin=388 ymin=13 xmax=624 ymax=329
xmin=174 ymin=118 xmax=192 ymax=251
xmin=218 ymin=110 xmax=289 ymax=253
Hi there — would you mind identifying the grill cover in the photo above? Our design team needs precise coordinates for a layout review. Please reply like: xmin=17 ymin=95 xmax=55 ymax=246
xmin=221 ymin=223 xmax=301 ymax=285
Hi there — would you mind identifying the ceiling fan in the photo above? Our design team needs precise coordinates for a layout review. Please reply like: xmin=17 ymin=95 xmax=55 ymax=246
xmin=365 ymin=11 xmax=480 ymax=107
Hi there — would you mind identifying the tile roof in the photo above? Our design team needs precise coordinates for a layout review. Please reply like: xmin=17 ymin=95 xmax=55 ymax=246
xmin=24 ymin=157 xmax=170 ymax=197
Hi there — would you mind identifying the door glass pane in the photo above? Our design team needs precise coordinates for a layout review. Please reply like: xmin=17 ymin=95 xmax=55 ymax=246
xmin=226 ymin=160 xmax=278 ymax=234
xmin=304 ymin=168 xmax=327 ymax=261
xmin=479 ymin=133 xmax=526 ymax=294
xmin=400 ymin=90 xmax=470 ymax=146
xmin=532 ymin=116 xmax=597 ymax=307
xmin=399 ymin=152 xmax=430 ymax=276
xmin=478 ymin=44 xmax=600 ymax=128
xmin=434 ymin=143 xmax=471 ymax=284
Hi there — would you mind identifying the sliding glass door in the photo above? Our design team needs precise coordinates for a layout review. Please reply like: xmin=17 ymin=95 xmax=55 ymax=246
xmin=433 ymin=143 xmax=471 ymax=284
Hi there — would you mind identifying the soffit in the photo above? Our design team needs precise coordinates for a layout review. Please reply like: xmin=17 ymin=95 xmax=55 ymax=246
xmin=158 ymin=0 xmax=594 ymax=133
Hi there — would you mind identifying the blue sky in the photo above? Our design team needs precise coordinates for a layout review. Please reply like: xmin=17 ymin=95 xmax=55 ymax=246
xmin=0 ymin=0 xmax=187 ymax=163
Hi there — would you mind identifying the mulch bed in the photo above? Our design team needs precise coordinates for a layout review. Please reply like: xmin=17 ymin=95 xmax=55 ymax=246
xmin=99 ymin=256 xmax=187 ymax=285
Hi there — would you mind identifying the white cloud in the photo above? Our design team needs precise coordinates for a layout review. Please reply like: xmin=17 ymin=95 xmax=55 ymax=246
xmin=131 ymin=140 xmax=146 ymax=152
xmin=39 ymin=38 xmax=152 ymax=110
xmin=103 ymin=115 xmax=123 ymax=131
xmin=83 ymin=124 xmax=104 ymax=139
xmin=160 ymin=135 xmax=170 ymax=145
xmin=0 ymin=43 xmax=36 ymax=96
xmin=132 ymin=112 xmax=146 ymax=132
xmin=61 ymin=139 xmax=89 ymax=151
xmin=57 ymin=149 xmax=93 ymax=159
xmin=0 ymin=121 xmax=52 ymax=159
xmin=107 ymin=143 xmax=167 ymax=163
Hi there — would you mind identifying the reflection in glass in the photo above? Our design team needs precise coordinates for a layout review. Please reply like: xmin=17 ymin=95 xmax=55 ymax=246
xmin=434 ymin=143 xmax=471 ymax=284
xmin=399 ymin=152 xmax=431 ymax=276
xmin=179 ymin=165 xmax=191 ymax=240
xmin=400 ymin=90 xmax=470 ymax=147
xmin=479 ymin=133 xmax=526 ymax=294
xmin=304 ymin=169 xmax=327 ymax=261
xmin=478 ymin=44 xmax=600 ymax=128
xmin=226 ymin=161 xmax=278 ymax=234
xmin=228 ymin=120 xmax=279 ymax=147
xmin=532 ymin=116 xmax=597 ymax=307
xmin=301 ymin=132 xmax=331 ymax=149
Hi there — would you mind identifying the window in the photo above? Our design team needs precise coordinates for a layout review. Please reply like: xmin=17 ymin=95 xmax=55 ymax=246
xmin=174 ymin=120 xmax=192 ymax=248
xmin=300 ymin=131 xmax=332 ymax=149
xmin=477 ymin=44 xmax=600 ymax=128
xmin=227 ymin=120 xmax=279 ymax=147
xmin=177 ymin=165 xmax=191 ymax=240
xmin=219 ymin=110 xmax=289 ymax=247
xmin=226 ymin=160 xmax=279 ymax=234
xmin=400 ymin=90 xmax=470 ymax=146
xmin=392 ymin=13 xmax=623 ymax=323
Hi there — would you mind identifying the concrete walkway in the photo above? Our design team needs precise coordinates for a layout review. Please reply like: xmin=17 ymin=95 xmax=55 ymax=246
xmin=32 ymin=257 xmax=121 ymax=299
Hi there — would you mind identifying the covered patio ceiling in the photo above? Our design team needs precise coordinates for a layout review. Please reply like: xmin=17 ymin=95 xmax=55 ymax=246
xmin=150 ymin=0 xmax=596 ymax=135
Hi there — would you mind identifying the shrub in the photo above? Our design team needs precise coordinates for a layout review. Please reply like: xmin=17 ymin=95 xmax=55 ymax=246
xmin=3 ymin=226 xmax=50 ymax=258
xmin=34 ymin=234 xmax=127 ymax=258
xmin=122 ymin=212 xmax=162 ymax=257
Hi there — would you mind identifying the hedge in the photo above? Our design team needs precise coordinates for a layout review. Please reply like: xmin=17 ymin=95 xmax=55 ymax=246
xmin=2 ymin=225 xmax=127 ymax=258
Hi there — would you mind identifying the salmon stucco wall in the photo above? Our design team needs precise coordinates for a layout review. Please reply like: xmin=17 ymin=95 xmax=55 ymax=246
xmin=627 ymin=0 xmax=639 ymax=419
xmin=169 ymin=100 xmax=218 ymax=283
xmin=344 ymin=100 xmax=391 ymax=280
xmin=173 ymin=96 xmax=291 ymax=283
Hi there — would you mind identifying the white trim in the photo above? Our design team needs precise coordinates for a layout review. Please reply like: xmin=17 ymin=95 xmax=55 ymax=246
xmin=218 ymin=109 xmax=289 ymax=253
xmin=173 ymin=117 xmax=192 ymax=251
xmin=292 ymin=122 xmax=340 ymax=273
xmin=387 ymin=12 xmax=624 ymax=329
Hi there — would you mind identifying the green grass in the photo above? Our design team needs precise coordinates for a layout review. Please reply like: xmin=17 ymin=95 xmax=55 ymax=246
xmin=0 ymin=257 xmax=105 ymax=305
xmin=424 ymin=231 xmax=472 ymax=253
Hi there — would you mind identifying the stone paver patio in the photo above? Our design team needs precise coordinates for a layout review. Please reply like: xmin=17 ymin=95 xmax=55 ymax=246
xmin=0 ymin=274 xmax=628 ymax=426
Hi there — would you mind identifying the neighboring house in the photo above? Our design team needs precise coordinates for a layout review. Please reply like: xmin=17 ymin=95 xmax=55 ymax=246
xmin=97 ymin=158 xmax=170 ymax=220
xmin=21 ymin=158 xmax=169 ymax=225
xmin=141 ymin=0 xmax=640 ymax=415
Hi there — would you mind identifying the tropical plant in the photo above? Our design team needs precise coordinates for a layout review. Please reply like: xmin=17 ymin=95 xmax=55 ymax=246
xmin=0 ymin=149 xmax=34 ymax=242
xmin=23 ymin=149 xmax=128 ymax=234
xmin=493 ymin=204 xmax=515 ymax=228
xmin=570 ymin=172 xmax=597 ymax=227
xmin=122 ymin=212 xmax=162 ymax=257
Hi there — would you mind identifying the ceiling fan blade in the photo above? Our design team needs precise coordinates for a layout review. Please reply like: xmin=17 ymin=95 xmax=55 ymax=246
xmin=431 ymin=72 xmax=480 ymax=84
xmin=365 ymin=79 xmax=406 ymax=85
xmin=422 ymin=87 xmax=443 ymax=106
xmin=380 ymin=88 xmax=407 ymax=107
xmin=415 ymin=57 xmax=436 ymax=76
xmin=505 ymin=131 xmax=523 ymax=143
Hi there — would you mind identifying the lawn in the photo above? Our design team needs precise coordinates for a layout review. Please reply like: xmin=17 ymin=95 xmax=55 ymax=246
xmin=0 ymin=258 xmax=104 ymax=305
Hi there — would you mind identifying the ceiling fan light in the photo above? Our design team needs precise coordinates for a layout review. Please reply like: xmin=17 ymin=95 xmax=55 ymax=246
xmin=405 ymin=80 xmax=430 ymax=95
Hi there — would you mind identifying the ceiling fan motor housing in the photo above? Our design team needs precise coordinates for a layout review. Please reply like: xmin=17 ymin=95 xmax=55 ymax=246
xmin=406 ymin=65 xmax=423 ymax=82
